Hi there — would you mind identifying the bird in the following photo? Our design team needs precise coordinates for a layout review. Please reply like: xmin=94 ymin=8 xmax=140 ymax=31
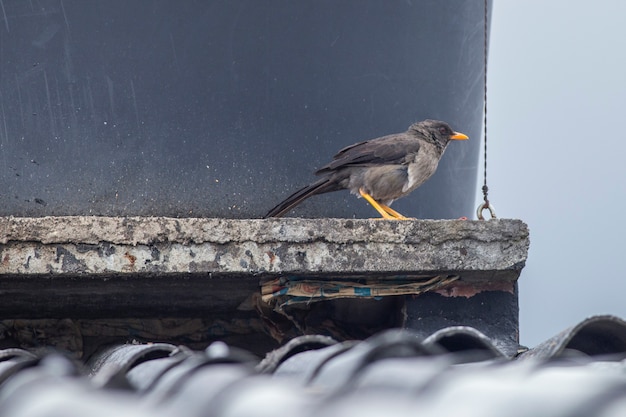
xmin=264 ymin=119 xmax=468 ymax=220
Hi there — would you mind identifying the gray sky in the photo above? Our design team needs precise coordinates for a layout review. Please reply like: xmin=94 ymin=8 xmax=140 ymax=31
xmin=482 ymin=1 xmax=626 ymax=346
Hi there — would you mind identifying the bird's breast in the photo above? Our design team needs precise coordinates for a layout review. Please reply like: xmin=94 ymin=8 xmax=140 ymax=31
xmin=403 ymin=145 xmax=441 ymax=193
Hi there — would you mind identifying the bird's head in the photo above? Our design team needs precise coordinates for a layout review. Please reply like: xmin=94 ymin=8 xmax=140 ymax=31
xmin=409 ymin=119 xmax=469 ymax=151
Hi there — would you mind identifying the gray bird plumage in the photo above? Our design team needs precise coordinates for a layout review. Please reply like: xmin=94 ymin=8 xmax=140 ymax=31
xmin=264 ymin=119 xmax=468 ymax=219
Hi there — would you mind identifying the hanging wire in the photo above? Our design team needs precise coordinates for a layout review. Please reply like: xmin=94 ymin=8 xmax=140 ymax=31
xmin=477 ymin=0 xmax=496 ymax=220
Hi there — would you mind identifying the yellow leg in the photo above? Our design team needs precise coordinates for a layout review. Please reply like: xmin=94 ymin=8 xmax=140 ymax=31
xmin=359 ymin=189 xmax=410 ymax=220
xmin=359 ymin=189 xmax=395 ymax=219
xmin=379 ymin=203 xmax=410 ymax=220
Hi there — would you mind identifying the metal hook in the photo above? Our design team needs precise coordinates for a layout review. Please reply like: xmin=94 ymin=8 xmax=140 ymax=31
xmin=477 ymin=202 xmax=497 ymax=220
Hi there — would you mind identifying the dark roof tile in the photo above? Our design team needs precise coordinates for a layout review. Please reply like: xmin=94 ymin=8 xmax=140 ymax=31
xmin=519 ymin=315 xmax=626 ymax=360
xmin=1 ymin=317 xmax=626 ymax=416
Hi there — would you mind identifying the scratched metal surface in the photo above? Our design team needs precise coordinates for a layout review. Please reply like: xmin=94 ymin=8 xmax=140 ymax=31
xmin=0 ymin=1 xmax=487 ymax=218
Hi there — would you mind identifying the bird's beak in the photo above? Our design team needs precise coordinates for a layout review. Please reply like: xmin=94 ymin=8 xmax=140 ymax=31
xmin=450 ymin=131 xmax=469 ymax=140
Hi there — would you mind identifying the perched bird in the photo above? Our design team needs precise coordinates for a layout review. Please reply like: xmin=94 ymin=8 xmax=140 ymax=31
xmin=264 ymin=119 xmax=468 ymax=220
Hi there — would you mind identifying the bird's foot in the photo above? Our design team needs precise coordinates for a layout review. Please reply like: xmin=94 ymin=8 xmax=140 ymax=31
xmin=359 ymin=188 xmax=414 ymax=220
xmin=379 ymin=204 xmax=412 ymax=220
xmin=369 ymin=217 xmax=415 ymax=221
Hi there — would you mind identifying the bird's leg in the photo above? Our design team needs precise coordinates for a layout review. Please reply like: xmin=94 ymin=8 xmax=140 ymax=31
xmin=358 ymin=189 xmax=400 ymax=220
xmin=378 ymin=203 xmax=410 ymax=220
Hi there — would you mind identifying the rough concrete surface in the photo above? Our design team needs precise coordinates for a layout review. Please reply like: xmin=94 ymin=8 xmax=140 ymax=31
xmin=0 ymin=216 xmax=529 ymax=281
xmin=0 ymin=217 xmax=528 ymax=353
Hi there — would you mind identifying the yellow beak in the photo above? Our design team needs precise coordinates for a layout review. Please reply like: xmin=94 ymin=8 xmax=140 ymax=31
xmin=450 ymin=131 xmax=469 ymax=140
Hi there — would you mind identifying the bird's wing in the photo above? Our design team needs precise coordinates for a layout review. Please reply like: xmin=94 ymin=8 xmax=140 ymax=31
xmin=315 ymin=133 xmax=420 ymax=175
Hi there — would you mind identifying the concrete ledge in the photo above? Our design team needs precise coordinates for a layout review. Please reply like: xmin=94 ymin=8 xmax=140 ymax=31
xmin=0 ymin=217 xmax=528 ymax=281
xmin=0 ymin=217 xmax=529 ymax=354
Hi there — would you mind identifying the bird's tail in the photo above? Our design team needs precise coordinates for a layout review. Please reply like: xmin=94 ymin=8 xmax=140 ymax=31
xmin=264 ymin=178 xmax=339 ymax=218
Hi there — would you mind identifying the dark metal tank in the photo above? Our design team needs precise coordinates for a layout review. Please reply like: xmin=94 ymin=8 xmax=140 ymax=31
xmin=0 ymin=1 xmax=488 ymax=219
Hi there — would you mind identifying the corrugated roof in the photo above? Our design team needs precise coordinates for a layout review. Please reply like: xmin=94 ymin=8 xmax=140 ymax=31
xmin=1 ymin=315 xmax=626 ymax=416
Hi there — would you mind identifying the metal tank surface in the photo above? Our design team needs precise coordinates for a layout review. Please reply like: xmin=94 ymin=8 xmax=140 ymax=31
xmin=0 ymin=1 xmax=488 ymax=218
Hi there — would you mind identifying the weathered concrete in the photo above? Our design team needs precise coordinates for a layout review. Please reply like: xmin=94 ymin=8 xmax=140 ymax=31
xmin=0 ymin=217 xmax=528 ymax=281
xmin=0 ymin=216 xmax=529 ymax=355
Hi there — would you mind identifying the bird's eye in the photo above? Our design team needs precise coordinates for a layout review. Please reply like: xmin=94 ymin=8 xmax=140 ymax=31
xmin=438 ymin=126 xmax=448 ymax=134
